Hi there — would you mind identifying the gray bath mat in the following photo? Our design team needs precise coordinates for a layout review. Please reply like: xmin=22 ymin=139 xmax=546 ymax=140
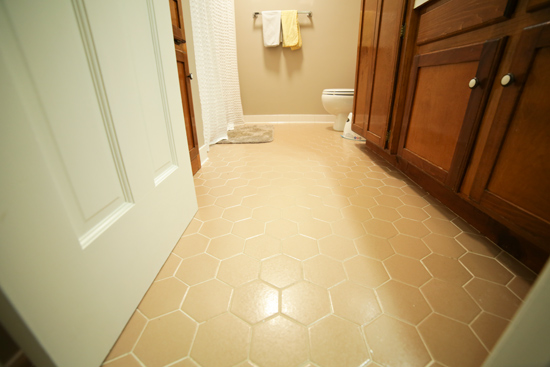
xmin=217 ymin=124 xmax=274 ymax=144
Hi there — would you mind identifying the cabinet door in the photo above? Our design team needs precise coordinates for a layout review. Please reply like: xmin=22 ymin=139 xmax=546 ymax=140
xmin=352 ymin=0 xmax=405 ymax=146
xmin=470 ymin=22 xmax=550 ymax=247
xmin=527 ymin=0 xmax=550 ymax=12
xmin=398 ymin=39 xmax=504 ymax=189
xmin=352 ymin=0 xmax=380 ymax=137
xmin=170 ymin=0 xmax=201 ymax=175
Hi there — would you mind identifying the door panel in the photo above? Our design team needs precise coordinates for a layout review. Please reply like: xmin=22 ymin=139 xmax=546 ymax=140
xmin=399 ymin=39 xmax=504 ymax=188
xmin=119 ymin=0 xmax=180 ymax=185
xmin=0 ymin=1 xmax=198 ymax=367
xmin=2 ymin=0 xmax=132 ymax=243
xmin=471 ymin=22 xmax=550 ymax=247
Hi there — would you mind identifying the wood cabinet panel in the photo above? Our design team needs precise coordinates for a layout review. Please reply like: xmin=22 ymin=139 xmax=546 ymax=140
xmin=176 ymin=51 xmax=200 ymax=175
xmin=170 ymin=0 xmax=200 ymax=175
xmin=399 ymin=40 xmax=503 ymax=188
xmin=170 ymin=0 xmax=181 ymax=29
xmin=170 ymin=0 xmax=185 ymax=45
xmin=417 ymin=0 xmax=515 ymax=44
xmin=527 ymin=0 xmax=550 ymax=12
xmin=365 ymin=0 xmax=406 ymax=145
xmin=352 ymin=0 xmax=406 ymax=146
xmin=352 ymin=0 xmax=381 ymax=136
xmin=470 ymin=22 xmax=550 ymax=248
xmin=404 ymin=61 xmax=477 ymax=172
xmin=487 ymin=49 xmax=550 ymax=221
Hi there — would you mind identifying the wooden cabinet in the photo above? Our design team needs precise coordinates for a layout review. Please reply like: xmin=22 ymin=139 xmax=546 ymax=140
xmin=527 ymin=0 xmax=550 ymax=11
xmin=469 ymin=22 xmax=550 ymax=250
xmin=352 ymin=0 xmax=406 ymax=147
xmin=353 ymin=0 xmax=550 ymax=271
xmin=399 ymin=39 xmax=504 ymax=190
xmin=169 ymin=0 xmax=201 ymax=175
xmin=416 ymin=0 xmax=515 ymax=44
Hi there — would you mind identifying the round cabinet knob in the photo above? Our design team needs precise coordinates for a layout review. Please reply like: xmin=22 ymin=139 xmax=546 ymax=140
xmin=501 ymin=73 xmax=515 ymax=87
xmin=187 ymin=73 xmax=193 ymax=80
xmin=468 ymin=77 xmax=479 ymax=89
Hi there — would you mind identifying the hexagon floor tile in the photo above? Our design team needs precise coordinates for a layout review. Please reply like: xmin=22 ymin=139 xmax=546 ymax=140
xmin=103 ymin=124 xmax=535 ymax=367
xmin=282 ymin=281 xmax=331 ymax=325
xmin=250 ymin=316 xmax=308 ymax=367
xmin=309 ymin=315 xmax=369 ymax=367
xmin=231 ymin=281 xmax=279 ymax=324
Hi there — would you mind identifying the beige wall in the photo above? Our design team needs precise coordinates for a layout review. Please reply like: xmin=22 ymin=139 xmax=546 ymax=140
xmin=235 ymin=0 xmax=362 ymax=115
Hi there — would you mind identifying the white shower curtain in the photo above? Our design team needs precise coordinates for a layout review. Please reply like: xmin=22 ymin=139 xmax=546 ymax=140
xmin=189 ymin=0 xmax=245 ymax=145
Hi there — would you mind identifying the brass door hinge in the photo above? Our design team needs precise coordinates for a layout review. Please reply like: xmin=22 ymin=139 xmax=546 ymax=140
xmin=386 ymin=130 xmax=391 ymax=143
xmin=400 ymin=24 xmax=405 ymax=38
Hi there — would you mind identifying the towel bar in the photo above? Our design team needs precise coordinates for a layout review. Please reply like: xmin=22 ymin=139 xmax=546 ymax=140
xmin=253 ymin=11 xmax=312 ymax=18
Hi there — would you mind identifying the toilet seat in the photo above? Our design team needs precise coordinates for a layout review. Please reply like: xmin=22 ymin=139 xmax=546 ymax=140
xmin=322 ymin=88 xmax=354 ymax=96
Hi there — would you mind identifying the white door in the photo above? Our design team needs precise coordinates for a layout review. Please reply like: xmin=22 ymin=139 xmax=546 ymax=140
xmin=0 ymin=1 xmax=198 ymax=366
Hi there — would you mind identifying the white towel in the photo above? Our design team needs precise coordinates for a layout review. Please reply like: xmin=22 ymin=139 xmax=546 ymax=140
xmin=261 ymin=11 xmax=281 ymax=47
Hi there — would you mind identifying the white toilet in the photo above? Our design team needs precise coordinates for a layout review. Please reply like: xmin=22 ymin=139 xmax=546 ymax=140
xmin=322 ymin=89 xmax=354 ymax=131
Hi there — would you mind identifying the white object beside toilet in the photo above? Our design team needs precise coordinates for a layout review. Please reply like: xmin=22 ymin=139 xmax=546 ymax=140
xmin=322 ymin=89 xmax=354 ymax=131
xmin=342 ymin=113 xmax=366 ymax=141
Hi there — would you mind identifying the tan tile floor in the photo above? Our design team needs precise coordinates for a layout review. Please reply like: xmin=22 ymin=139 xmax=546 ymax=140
xmin=103 ymin=123 xmax=537 ymax=367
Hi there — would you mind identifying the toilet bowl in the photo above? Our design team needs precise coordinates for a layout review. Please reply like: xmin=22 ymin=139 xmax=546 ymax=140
xmin=322 ymin=89 xmax=354 ymax=131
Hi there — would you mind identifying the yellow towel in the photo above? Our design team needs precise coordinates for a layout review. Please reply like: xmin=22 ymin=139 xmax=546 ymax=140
xmin=281 ymin=10 xmax=302 ymax=50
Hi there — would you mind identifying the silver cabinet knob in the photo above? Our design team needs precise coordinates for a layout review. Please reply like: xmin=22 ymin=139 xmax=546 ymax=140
xmin=501 ymin=73 xmax=514 ymax=87
xmin=187 ymin=73 xmax=193 ymax=80
xmin=469 ymin=77 xmax=479 ymax=89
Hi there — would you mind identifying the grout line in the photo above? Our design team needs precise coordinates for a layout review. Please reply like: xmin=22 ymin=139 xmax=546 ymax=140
xmin=130 ymin=352 xmax=148 ymax=367
xmin=469 ymin=322 xmax=492 ymax=354
xmin=182 ymin=311 xmax=200 ymax=364
xmin=128 ymin=311 xmax=149 ymax=357
xmin=415 ymin=319 xmax=437 ymax=365
xmin=102 ymin=353 xmax=130 ymax=365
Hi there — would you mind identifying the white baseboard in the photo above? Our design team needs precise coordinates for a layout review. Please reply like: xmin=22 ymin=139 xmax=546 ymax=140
xmin=199 ymin=144 xmax=209 ymax=165
xmin=243 ymin=114 xmax=334 ymax=124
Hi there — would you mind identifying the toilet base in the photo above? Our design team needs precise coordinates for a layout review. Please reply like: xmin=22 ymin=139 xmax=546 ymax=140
xmin=332 ymin=113 xmax=348 ymax=131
